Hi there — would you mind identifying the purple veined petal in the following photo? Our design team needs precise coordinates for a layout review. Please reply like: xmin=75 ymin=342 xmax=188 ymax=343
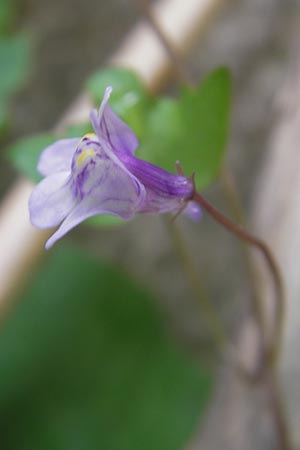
xmin=90 ymin=108 xmax=144 ymax=195
xmin=90 ymin=86 xmax=138 ymax=155
xmin=118 ymin=152 xmax=195 ymax=214
xmin=45 ymin=160 xmax=146 ymax=249
xmin=183 ymin=201 xmax=202 ymax=221
xmin=29 ymin=171 xmax=76 ymax=229
xmin=38 ymin=138 xmax=80 ymax=176
xmin=90 ymin=87 xmax=144 ymax=191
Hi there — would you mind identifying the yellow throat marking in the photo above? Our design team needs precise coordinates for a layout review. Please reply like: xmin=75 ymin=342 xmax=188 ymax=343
xmin=77 ymin=149 xmax=96 ymax=165
xmin=83 ymin=133 xmax=97 ymax=140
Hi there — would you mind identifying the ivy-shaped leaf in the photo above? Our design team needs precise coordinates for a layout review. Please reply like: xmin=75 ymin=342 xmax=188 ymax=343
xmin=137 ymin=68 xmax=231 ymax=188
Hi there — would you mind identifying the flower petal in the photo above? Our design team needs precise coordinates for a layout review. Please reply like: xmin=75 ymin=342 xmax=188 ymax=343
xmin=119 ymin=153 xmax=194 ymax=214
xmin=29 ymin=171 xmax=76 ymax=228
xmin=45 ymin=161 xmax=145 ymax=249
xmin=90 ymin=86 xmax=138 ymax=155
xmin=183 ymin=201 xmax=202 ymax=221
xmin=38 ymin=138 xmax=80 ymax=176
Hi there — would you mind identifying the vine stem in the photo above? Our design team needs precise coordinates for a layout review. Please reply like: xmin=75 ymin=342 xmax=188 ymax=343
xmin=192 ymin=190 xmax=285 ymax=367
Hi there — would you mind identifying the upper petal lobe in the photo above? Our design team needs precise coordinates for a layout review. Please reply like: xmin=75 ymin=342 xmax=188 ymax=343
xmin=38 ymin=138 xmax=80 ymax=176
xmin=90 ymin=86 xmax=138 ymax=155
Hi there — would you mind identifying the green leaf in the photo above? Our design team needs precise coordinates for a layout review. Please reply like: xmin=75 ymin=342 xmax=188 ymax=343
xmin=0 ymin=247 xmax=213 ymax=450
xmin=85 ymin=67 xmax=153 ymax=138
xmin=138 ymin=68 xmax=231 ymax=189
xmin=8 ymin=133 xmax=55 ymax=182
xmin=0 ymin=0 xmax=16 ymax=36
xmin=0 ymin=97 xmax=8 ymax=133
xmin=137 ymin=97 xmax=182 ymax=169
xmin=180 ymin=68 xmax=231 ymax=187
xmin=64 ymin=122 xmax=92 ymax=138
xmin=0 ymin=35 xmax=31 ymax=100
xmin=85 ymin=214 xmax=124 ymax=227
xmin=0 ymin=34 xmax=31 ymax=136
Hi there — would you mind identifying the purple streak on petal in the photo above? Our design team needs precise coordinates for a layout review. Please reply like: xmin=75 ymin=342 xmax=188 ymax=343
xmin=90 ymin=86 xmax=138 ymax=155
xmin=45 ymin=161 xmax=145 ymax=249
xmin=183 ymin=201 xmax=202 ymax=221
xmin=118 ymin=152 xmax=194 ymax=213
xmin=90 ymin=87 xmax=194 ymax=214
xmin=90 ymin=108 xmax=145 ymax=198
xmin=29 ymin=171 xmax=77 ymax=228
xmin=38 ymin=138 xmax=80 ymax=176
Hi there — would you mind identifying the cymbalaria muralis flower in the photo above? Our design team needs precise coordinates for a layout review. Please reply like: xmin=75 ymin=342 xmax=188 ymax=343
xmin=29 ymin=87 xmax=201 ymax=249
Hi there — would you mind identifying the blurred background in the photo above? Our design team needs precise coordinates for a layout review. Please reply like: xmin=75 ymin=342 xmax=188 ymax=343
xmin=0 ymin=0 xmax=299 ymax=449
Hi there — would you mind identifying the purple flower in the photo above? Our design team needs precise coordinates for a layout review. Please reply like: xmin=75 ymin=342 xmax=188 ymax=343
xmin=29 ymin=87 xmax=200 ymax=249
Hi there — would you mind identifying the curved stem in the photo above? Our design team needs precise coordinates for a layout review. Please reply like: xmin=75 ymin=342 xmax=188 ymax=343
xmin=192 ymin=190 xmax=285 ymax=367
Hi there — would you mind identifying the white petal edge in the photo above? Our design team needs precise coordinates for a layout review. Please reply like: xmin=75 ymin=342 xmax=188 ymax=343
xmin=38 ymin=138 xmax=80 ymax=176
xmin=45 ymin=163 xmax=145 ymax=249
xmin=90 ymin=86 xmax=138 ymax=155
xmin=29 ymin=171 xmax=76 ymax=229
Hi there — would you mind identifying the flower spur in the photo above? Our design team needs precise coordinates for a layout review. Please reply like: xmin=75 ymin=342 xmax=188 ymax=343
xmin=29 ymin=87 xmax=201 ymax=249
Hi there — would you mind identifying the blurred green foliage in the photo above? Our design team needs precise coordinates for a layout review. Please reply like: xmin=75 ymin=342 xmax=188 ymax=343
xmin=138 ymin=68 xmax=231 ymax=188
xmin=8 ymin=133 xmax=55 ymax=182
xmin=0 ymin=36 xmax=30 ymax=99
xmin=0 ymin=247 xmax=212 ymax=450
xmin=0 ymin=0 xmax=31 ymax=134
xmin=0 ymin=0 xmax=15 ymax=35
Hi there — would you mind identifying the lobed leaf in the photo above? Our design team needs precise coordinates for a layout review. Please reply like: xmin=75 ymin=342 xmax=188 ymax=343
xmin=137 ymin=68 xmax=231 ymax=189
